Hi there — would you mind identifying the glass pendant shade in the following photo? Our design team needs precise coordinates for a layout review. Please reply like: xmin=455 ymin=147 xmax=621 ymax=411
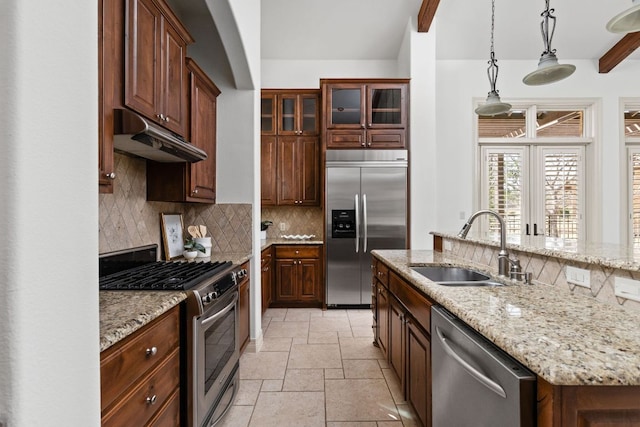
xmin=607 ymin=0 xmax=640 ymax=33
xmin=522 ymin=52 xmax=576 ymax=86
xmin=523 ymin=0 xmax=575 ymax=86
xmin=475 ymin=91 xmax=511 ymax=116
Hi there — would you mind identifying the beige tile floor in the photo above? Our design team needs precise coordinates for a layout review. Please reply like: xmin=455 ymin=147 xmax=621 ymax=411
xmin=217 ymin=308 xmax=420 ymax=427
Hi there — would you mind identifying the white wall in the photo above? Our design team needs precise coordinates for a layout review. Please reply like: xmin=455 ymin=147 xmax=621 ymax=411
xmin=0 ymin=0 xmax=100 ymax=426
xmin=261 ymin=60 xmax=399 ymax=87
xmin=435 ymin=58 xmax=640 ymax=244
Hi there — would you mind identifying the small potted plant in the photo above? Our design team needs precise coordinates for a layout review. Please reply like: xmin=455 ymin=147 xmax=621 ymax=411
xmin=260 ymin=220 xmax=273 ymax=240
xmin=183 ymin=236 xmax=206 ymax=260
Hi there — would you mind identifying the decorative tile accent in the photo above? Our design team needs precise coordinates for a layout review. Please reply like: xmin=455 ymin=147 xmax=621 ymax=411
xmin=441 ymin=236 xmax=640 ymax=311
xmin=99 ymin=153 xmax=251 ymax=255
xmin=261 ymin=206 xmax=323 ymax=239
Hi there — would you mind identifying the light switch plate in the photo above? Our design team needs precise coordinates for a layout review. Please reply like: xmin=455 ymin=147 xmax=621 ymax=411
xmin=565 ymin=266 xmax=591 ymax=288
xmin=615 ymin=276 xmax=640 ymax=302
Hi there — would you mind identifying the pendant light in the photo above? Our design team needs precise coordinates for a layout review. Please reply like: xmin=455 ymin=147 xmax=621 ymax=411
xmin=475 ymin=0 xmax=511 ymax=117
xmin=523 ymin=0 xmax=575 ymax=86
xmin=607 ymin=0 xmax=640 ymax=33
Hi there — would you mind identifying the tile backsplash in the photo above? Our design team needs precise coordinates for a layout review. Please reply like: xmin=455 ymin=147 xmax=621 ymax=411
xmin=442 ymin=237 xmax=640 ymax=312
xmin=260 ymin=206 xmax=324 ymax=239
xmin=99 ymin=153 xmax=252 ymax=257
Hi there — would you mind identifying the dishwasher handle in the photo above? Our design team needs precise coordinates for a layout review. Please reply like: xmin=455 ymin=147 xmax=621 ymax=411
xmin=435 ymin=326 xmax=507 ymax=399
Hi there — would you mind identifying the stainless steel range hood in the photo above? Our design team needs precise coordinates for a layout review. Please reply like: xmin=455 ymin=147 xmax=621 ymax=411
xmin=113 ymin=109 xmax=207 ymax=162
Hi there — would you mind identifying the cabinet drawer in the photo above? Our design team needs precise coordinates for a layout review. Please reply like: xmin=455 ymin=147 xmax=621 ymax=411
xmin=389 ymin=271 xmax=432 ymax=333
xmin=373 ymin=259 xmax=389 ymax=287
xmin=102 ymin=347 xmax=180 ymax=427
xmin=101 ymin=308 xmax=180 ymax=411
xmin=146 ymin=387 xmax=180 ymax=427
xmin=275 ymin=245 xmax=320 ymax=259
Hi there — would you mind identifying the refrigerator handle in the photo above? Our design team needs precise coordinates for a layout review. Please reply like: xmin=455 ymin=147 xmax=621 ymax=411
xmin=362 ymin=193 xmax=368 ymax=253
xmin=354 ymin=194 xmax=360 ymax=253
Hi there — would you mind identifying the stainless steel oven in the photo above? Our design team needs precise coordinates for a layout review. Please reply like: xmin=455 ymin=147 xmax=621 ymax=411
xmin=193 ymin=285 xmax=240 ymax=427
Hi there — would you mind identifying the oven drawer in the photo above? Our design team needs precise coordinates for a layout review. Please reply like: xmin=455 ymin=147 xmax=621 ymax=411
xmin=275 ymin=245 xmax=321 ymax=259
xmin=102 ymin=347 xmax=180 ymax=427
xmin=101 ymin=307 xmax=180 ymax=412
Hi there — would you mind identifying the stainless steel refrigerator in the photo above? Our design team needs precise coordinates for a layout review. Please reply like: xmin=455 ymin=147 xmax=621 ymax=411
xmin=325 ymin=150 xmax=408 ymax=306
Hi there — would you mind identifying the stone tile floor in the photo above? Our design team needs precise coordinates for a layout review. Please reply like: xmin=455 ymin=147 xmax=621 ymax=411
xmin=218 ymin=308 xmax=419 ymax=427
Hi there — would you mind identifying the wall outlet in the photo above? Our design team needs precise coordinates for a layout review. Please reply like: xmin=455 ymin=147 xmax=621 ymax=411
xmin=565 ymin=266 xmax=591 ymax=288
xmin=279 ymin=222 xmax=286 ymax=231
xmin=615 ymin=276 xmax=640 ymax=302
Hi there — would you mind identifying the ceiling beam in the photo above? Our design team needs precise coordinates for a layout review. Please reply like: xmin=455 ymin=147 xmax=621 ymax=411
xmin=418 ymin=0 xmax=441 ymax=32
xmin=599 ymin=32 xmax=640 ymax=73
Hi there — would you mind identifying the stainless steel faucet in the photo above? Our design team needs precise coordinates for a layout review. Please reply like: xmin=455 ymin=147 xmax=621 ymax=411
xmin=457 ymin=209 xmax=510 ymax=277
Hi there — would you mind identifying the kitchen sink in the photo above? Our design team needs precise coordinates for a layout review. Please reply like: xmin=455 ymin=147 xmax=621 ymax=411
xmin=410 ymin=265 xmax=504 ymax=287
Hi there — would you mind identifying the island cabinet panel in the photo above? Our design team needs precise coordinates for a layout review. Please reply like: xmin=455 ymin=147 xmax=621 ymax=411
xmin=100 ymin=306 xmax=181 ymax=427
xmin=406 ymin=318 xmax=431 ymax=427
xmin=372 ymin=259 xmax=390 ymax=357
xmin=537 ymin=377 xmax=640 ymax=427
xmin=388 ymin=295 xmax=405 ymax=390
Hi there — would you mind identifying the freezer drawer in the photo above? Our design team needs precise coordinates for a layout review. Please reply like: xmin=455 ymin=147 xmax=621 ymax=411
xmin=431 ymin=306 xmax=536 ymax=427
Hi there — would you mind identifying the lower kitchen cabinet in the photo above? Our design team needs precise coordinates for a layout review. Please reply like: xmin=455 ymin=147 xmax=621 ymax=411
xmin=373 ymin=259 xmax=390 ymax=360
xmin=272 ymin=244 xmax=322 ymax=307
xmin=261 ymin=246 xmax=273 ymax=313
xmin=238 ymin=261 xmax=250 ymax=353
xmin=405 ymin=318 xmax=431 ymax=427
xmin=388 ymin=295 xmax=405 ymax=390
xmin=100 ymin=306 xmax=181 ymax=427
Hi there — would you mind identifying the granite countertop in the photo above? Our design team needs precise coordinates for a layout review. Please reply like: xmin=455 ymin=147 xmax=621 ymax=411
xmin=261 ymin=238 xmax=324 ymax=251
xmin=372 ymin=249 xmax=640 ymax=386
xmin=100 ymin=251 xmax=252 ymax=353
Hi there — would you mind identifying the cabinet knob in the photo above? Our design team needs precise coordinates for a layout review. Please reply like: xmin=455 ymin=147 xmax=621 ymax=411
xmin=367 ymin=141 xmax=372 ymax=147
xmin=146 ymin=346 xmax=158 ymax=357
xmin=368 ymin=123 xmax=372 ymax=127
xmin=105 ymin=172 xmax=116 ymax=179
xmin=361 ymin=124 xmax=365 ymax=129
xmin=146 ymin=395 xmax=157 ymax=405
xmin=295 ymin=250 xmax=299 ymax=254
xmin=192 ymin=189 xmax=199 ymax=195
xmin=156 ymin=113 xmax=165 ymax=121
xmin=165 ymin=116 xmax=170 ymax=123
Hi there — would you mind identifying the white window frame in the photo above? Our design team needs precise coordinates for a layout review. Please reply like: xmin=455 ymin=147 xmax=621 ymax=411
xmin=624 ymin=99 xmax=640 ymax=247
xmin=473 ymin=99 xmax=598 ymax=242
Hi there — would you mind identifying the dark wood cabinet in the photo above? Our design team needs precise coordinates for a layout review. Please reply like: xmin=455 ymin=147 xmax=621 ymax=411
xmin=238 ymin=261 xmax=250 ymax=353
xmin=272 ymin=245 xmax=322 ymax=307
xmin=260 ymin=90 xmax=321 ymax=207
xmin=261 ymin=247 xmax=273 ymax=313
xmin=321 ymin=79 xmax=409 ymax=149
xmin=147 ymin=58 xmax=220 ymax=203
xmin=373 ymin=259 xmax=390 ymax=358
xmin=389 ymin=295 xmax=405 ymax=391
xmin=276 ymin=136 xmax=320 ymax=206
xmin=124 ymin=0 xmax=192 ymax=136
xmin=100 ymin=306 xmax=181 ymax=427
xmin=406 ymin=317 xmax=431 ymax=427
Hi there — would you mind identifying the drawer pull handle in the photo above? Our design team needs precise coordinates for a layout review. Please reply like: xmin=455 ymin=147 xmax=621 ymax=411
xmin=146 ymin=346 xmax=158 ymax=357
xmin=146 ymin=395 xmax=157 ymax=405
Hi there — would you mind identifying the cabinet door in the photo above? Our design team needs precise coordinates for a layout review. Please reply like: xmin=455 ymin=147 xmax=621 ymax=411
xmin=406 ymin=319 xmax=431 ymax=427
xmin=188 ymin=62 xmax=219 ymax=202
xmin=326 ymin=84 xmax=366 ymax=129
xmin=389 ymin=296 xmax=405 ymax=389
xmin=298 ymin=258 xmax=320 ymax=302
xmin=261 ymin=136 xmax=277 ymax=206
xmin=298 ymin=136 xmax=320 ymax=206
xmin=278 ymin=94 xmax=298 ymax=135
xmin=125 ymin=0 xmax=160 ymax=121
xmin=261 ymin=93 xmax=277 ymax=135
xmin=366 ymin=84 xmax=407 ymax=129
xmin=299 ymin=93 xmax=320 ymax=135
xmin=261 ymin=250 xmax=272 ymax=313
xmin=376 ymin=282 xmax=389 ymax=359
xmin=275 ymin=259 xmax=298 ymax=301
xmin=239 ymin=279 xmax=250 ymax=353
xmin=160 ymin=19 xmax=187 ymax=135
xmin=276 ymin=137 xmax=297 ymax=205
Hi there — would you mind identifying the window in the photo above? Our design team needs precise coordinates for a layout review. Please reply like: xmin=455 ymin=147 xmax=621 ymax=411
xmin=625 ymin=106 xmax=640 ymax=247
xmin=476 ymin=102 xmax=594 ymax=246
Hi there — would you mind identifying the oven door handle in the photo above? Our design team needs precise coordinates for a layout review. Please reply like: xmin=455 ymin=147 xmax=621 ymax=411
xmin=200 ymin=291 xmax=239 ymax=327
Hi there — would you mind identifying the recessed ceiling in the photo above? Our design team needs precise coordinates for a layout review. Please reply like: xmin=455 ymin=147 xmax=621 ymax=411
xmin=261 ymin=0 xmax=640 ymax=62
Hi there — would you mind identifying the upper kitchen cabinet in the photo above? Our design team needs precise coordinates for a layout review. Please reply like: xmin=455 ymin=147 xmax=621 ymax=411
xmin=321 ymin=79 xmax=409 ymax=149
xmin=261 ymin=89 xmax=321 ymax=207
xmin=147 ymin=58 xmax=220 ymax=203
xmin=124 ymin=0 xmax=193 ymax=137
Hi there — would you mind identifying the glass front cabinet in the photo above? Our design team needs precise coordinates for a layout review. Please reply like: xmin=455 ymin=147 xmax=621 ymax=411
xmin=322 ymin=79 xmax=409 ymax=149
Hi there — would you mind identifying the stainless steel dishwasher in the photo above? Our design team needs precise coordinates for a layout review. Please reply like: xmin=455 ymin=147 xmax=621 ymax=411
xmin=431 ymin=306 xmax=536 ymax=427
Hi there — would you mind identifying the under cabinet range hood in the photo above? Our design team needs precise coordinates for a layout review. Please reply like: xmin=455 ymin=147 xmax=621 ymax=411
xmin=112 ymin=109 xmax=207 ymax=162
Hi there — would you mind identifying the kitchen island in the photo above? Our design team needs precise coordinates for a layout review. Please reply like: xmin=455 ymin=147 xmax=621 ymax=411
xmin=372 ymin=249 xmax=640 ymax=426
